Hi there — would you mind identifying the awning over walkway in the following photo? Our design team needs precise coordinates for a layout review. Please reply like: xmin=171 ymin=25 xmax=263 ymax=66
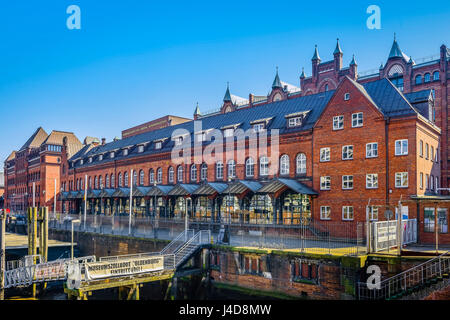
xmin=112 ymin=188 xmax=130 ymax=197
xmin=222 ymin=180 xmax=263 ymax=195
xmin=192 ymin=182 xmax=229 ymax=196
xmin=256 ymin=178 xmax=317 ymax=195
xmin=59 ymin=192 xmax=69 ymax=200
xmin=133 ymin=186 xmax=152 ymax=197
xmin=87 ymin=189 xmax=102 ymax=199
xmin=168 ymin=184 xmax=200 ymax=196
xmin=99 ymin=188 xmax=115 ymax=198
xmin=146 ymin=185 xmax=174 ymax=196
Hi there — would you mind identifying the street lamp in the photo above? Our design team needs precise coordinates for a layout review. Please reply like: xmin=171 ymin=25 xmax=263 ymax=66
xmin=71 ymin=219 xmax=81 ymax=260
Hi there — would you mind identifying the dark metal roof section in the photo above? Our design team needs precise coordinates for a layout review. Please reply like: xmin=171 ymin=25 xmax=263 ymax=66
xmin=146 ymin=185 xmax=174 ymax=196
xmin=99 ymin=188 xmax=116 ymax=198
xmin=112 ymin=188 xmax=130 ymax=197
xmin=256 ymin=178 xmax=318 ymax=195
xmin=272 ymin=68 xmax=282 ymax=89
xmin=223 ymin=180 xmax=263 ymax=195
xmin=333 ymin=38 xmax=343 ymax=55
xmin=193 ymin=182 xmax=229 ymax=196
xmin=223 ymin=83 xmax=232 ymax=102
xmin=168 ymin=183 xmax=200 ymax=196
xmin=312 ymin=45 xmax=320 ymax=61
xmin=87 ymin=189 xmax=102 ymax=199
xmin=388 ymin=36 xmax=403 ymax=59
xmin=350 ymin=54 xmax=357 ymax=66
xmin=404 ymin=90 xmax=433 ymax=104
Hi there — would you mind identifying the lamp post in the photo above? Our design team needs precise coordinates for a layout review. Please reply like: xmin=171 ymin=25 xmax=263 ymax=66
xmin=129 ymin=169 xmax=133 ymax=235
xmin=153 ymin=181 xmax=157 ymax=219
xmin=71 ymin=219 xmax=81 ymax=260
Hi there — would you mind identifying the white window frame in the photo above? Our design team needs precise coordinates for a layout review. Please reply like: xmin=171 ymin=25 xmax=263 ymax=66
xmin=342 ymin=175 xmax=354 ymax=190
xmin=367 ymin=206 xmax=378 ymax=221
xmin=191 ymin=165 xmax=197 ymax=181
xmin=228 ymin=160 xmax=236 ymax=178
xmin=333 ymin=115 xmax=344 ymax=130
xmin=123 ymin=149 xmax=128 ymax=156
xmin=168 ymin=167 xmax=174 ymax=183
xmin=155 ymin=141 xmax=162 ymax=150
xmin=395 ymin=139 xmax=408 ymax=156
xmin=246 ymin=158 xmax=254 ymax=177
xmin=216 ymin=162 xmax=224 ymax=180
xmin=138 ymin=145 xmax=144 ymax=153
xmin=320 ymin=148 xmax=330 ymax=162
xmin=342 ymin=206 xmax=354 ymax=221
xmin=342 ymin=145 xmax=353 ymax=160
xmin=223 ymin=128 xmax=234 ymax=138
xmin=320 ymin=206 xmax=331 ymax=220
xmin=344 ymin=93 xmax=350 ymax=101
xmin=157 ymin=168 xmax=162 ymax=183
xmin=352 ymin=112 xmax=363 ymax=127
xmin=395 ymin=172 xmax=408 ymax=188
xmin=366 ymin=174 xmax=378 ymax=189
xmin=260 ymin=156 xmax=269 ymax=176
xmin=320 ymin=176 xmax=331 ymax=190
xmin=175 ymin=136 xmax=183 ymax=146
xmin=110 ymin=152 xmax=114 ymax=159
xmin=366 ymin=142 xmax=378 ymax=158
xmin=288 ymin=117 xmax=302 ymax=127
xmin=253 ymin=123 xmax=265 ymax=133
xmin=280 ymin=155 xmax=290 ymax=175
xmin=296 ymin=153 xmax=306 ymax=174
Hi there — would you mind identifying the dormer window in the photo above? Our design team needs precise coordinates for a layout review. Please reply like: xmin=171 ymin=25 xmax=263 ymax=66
xmin=80 ymin=159 xmax=84 ymax=165
xmin=175 ymin=136 xmax=183 ymax=146
xmin=123 ymin=149 xmax=128 ymax=156
xmin=196 ymin=132 xmax=207 ymax=142
xmin=253 ymin=123 xmax=265 ymax=133
xmin=288 ymin=117 xmax=302 ymax=127
xmin=99 ymin=154 xmax=103 ymax=161
xmin=110 ymin=152 xmax=115 ymax=159
xmin=88 ymin=157 xmax=92 ymax=163
xmin=138 ymin=145 xmax=144 ymax=153
xmin=155 ymin=141 xmax=162 ymax=149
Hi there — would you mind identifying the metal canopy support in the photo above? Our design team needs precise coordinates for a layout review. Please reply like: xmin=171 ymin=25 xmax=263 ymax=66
xmin=0 ymin=211 xmax=5 ymax=300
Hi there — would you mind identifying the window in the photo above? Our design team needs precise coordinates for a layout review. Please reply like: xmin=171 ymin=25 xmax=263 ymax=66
xmin=228 ymin=160 xmax=236 ymax=178
xmin=342 ymin=206 xmax=354 ymax=221
xmin=320 ymin=148 xmax=330 ymax=162
xmin=419 ymin=140 xmax=423 ymax=157
xmin=216 ymin=162 xmax=223 ymax=180
xmin=99 ymin=154 xmax=103 ymax=161
xmin=352 ymin=113 xmax=363 ymax=127
xmin=342 ymin=175 xmax=353 ymax=190
xmin=175 ymin=136 xmax=183 ymax=146
xmin=395 ymin=172 xmax=408 ymax=188
xmin=89 ymin=157 xmax=93 ymax=163
xmin=320 ymin=176 xmax=331 ymax=190
xmin=436 ymin=176 xmax=439 ymax=193
xmin=320 ymin=206 xmax=331 ymax=220
xmin=123 ymin=149 xmax=128 ymax=156
xmin=223 ymin=128 xmax=234 ymax=138
xmin=253 ymin=123 xmax=265 ymax=133
xmin=201 ymin=163 xmax=208 ymax=181
xmin=157 ymin=168 xmax=162 ymax=183
xmin=424 ymin=208 xmax=435 ymax=233
xmin=366 ymin=143 xmax=378 ymax=158
xmin=168 ymin=167 xmax=174 ymax=183
xmin=424 ymin=73 xmax=430 ymax=83
xmin=431 ymin=146 xmax=434 ymax=162
xmin=191 ymin=165 xmax=197 ymax=181
xmin=438 ymin=208 xmax=448 ymax=233
xmin=420 ymin=172 xmax=423 ymax=189
xmin=133 ymin=170 xmax=137 ymax=186
xmin=280 ymin=155 xmax=290 ymax=175
xmin=431 ymin=175 xmax=434 ymax=191
xmin=415 ymin=75 xmax=422 ymax=85
xmin=149 ymin=169 xmax=154 ymax=184
xmin=324 ymin=84 xmax=329 ymax=92
xmin=118 ymin=173 xmax=122 ymax=187
xmin=110 ymin=152 xmax=114 ymax=159
xmin=344 ymin=93 xmax=350 ymax=101
xmin=366 ymin=174 xmax=378 ymax=189
xmin=259 ymin=156 xmax=269 ymax=176
xmin=425 ymin=143 xmax=429 ymax=159
xmin=342 ymin=145 xmax=353 ymax=160
xmin=395 ymin=140 xmax=408 ymax=155
xmin=138 ymin=145 xmax=144 ymax=153
xmin=124 ymin=172 xmax=129 ymax=187
xmin=246 ymin=158 xmax=254 ymax=177
xmin=333 ymin=116 xmax=344 ymax=130
xmin=155 ymin=141 xmax=162 ymax=149
xmin=296 ymin=153 xmax=306 ymax=174
xmin=111 ymin=174 xmax=115 ymax=188
xmin=368 ymin=206 xmax=378 ymax=221
xmin=433 ymin=71 xmax=440 ymax=81
xmin=177 ymin=166 xmax=183 ymax=182
xmin=139 ymin=170 xmax=144 ymax=186
xmin=435 ymin=148 xmax=439 ymax=162
xmin=80 ymin=159 xmax=84 ymax=165
xmin=426 ymin=174 xmax=429 ymax=190
xmin=288 ymin=117 xmax=302 ymax=127
xmin=106 ymin=175 xmax=110 ymax=188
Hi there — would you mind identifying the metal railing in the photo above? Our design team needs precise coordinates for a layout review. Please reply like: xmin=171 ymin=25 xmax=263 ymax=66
xmin=174 ymin=230 xmax=211 ymax=267
xmin=358 ymin=251 xmax=450 ymax=300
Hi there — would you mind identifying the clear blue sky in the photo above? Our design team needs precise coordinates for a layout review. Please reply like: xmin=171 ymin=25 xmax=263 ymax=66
xmin=0 ymin=0 xmax=449 ymax=165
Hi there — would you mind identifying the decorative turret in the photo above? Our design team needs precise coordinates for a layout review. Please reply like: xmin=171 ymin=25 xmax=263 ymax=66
xmin=223 ymin=82 xmax=232 ymax=102
xmin=311 ymin=45 xmax=321 ymax=79
xmin=333 ymin=38 xmax=343 ymax=71
xmin=349 ymin=54 xmax=358 ymax=79
xmin=272 ymin=67 xmax=282 ymax=89
xmin=300 ymin=67 xmax=306 ymax=79
xmin=350 ymin=54 xmax=357 ymax=66
xmin=193 ymin=102 xmax=201 ymax=120
xmin=388 ymin=33 xmax=405 ymax=60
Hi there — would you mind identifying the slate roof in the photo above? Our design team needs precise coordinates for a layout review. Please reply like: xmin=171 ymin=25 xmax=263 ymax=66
xmin=256 ymin=178 xmax=317 ymax=195
xmin=69 ymin=77 xmax=428 ymax=170
xmin=404 ymin=90 xmax=433 ymax=103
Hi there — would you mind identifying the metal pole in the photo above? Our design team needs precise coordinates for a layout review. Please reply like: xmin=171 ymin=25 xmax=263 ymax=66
xmin=129 ymin=169 xmax=133 ymax=235
xmin=54 ymin=178 xmax=57 ymax=220
xmin=0 ymin=210 xmax=6 ymax=300
xmin=32 ymin=182 xmax=36 ymax=208
xmin=185 ymin=197 xmax=188 ymax=241
xmin=435 ymin=202 xmax=439 ymax=255
xmin=71 ymin=221 xmax=74 ymax=260
xmin=397 ymin=199 xmax=402 ymax=256
xmin=84 ymin=175 xmax=87 ymax=230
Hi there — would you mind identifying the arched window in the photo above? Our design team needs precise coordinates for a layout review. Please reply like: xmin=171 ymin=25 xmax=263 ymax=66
xmin=216 ymin=161 xmax=224 ymax=180
xmin=139 ymin=170 xmax=144 ymax=186
xmin=111 ymin=174 xmax=115 ymax=188
xmin=246 ymin=158 xmax=254 ymax=177
xmin=280 ymin=155 xmax=290 ymax=175
xmin=88 ymin=177 xmax=92 ymax=189
xmin=157 ymin=168 xmax=162 ymax=183
xmin=124 ymin=172 xmax=129 ymax=187
xmin=388 ymin=64 xmax=404 ymax=91
xmin=168 ymin=167 xmax=174 ymax=183
xmin=324 ymin=84 xmax=329 ymax=92
xmin=433 ymin=71 xmax=440 ymax=81
xmin=106 ymin=175 xmax=110 ymax=188
xmin=296 ymin=153 xmax=306 ymax=174
xmin=415 ymin=75 xmax=422 ymax=85
xmin=259 ymin=156 xmax=269 ymax=176
xmin=94 ymin=176 xmax=98 ymax=189
xmin=201 ymin=163 xmax=208 ymax=181
xmin=190 ymin=164 xmax=197 ymax=181
xmin=149 ymin=169 xmax=154 ymax=184
xmin=99 ymin=176 xmax=103 ymax=189
xmin=133 ymin=170 xmax=138 ymax=186
xmin=177 ymin=166 xmax=184 ymax=182
xmin=424 ymin=73 xmax=430 ymax=83
xmin=228 ymin=160 xmax=236 ymax=178
xmin=118 ymin=173 xmax=122 ymax=187
xmin=77 ymin=179 xmax=80 ymax=190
